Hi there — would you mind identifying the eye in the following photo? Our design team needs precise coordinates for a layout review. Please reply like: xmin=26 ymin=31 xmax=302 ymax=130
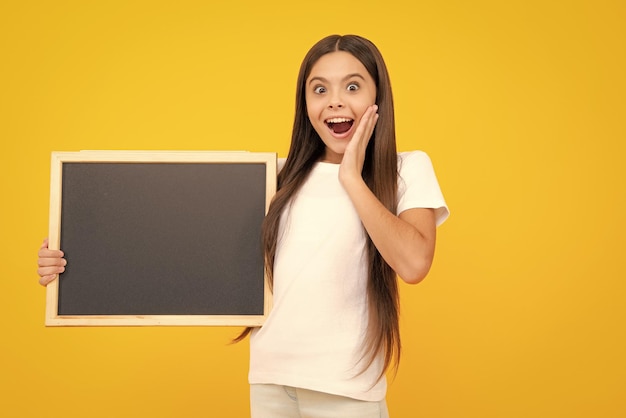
xmin=313 ymin=86 xmax=326 ymax=94
xmin=347 ymin=83 xmax=360 ymax=91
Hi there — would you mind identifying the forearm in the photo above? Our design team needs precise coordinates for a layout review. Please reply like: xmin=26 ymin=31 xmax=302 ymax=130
xmin=341 ymin=175 xmax=436 ymax=284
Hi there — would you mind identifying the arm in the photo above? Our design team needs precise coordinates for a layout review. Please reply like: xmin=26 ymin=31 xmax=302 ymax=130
xmin=37 ymin=238 xmax=66 ymax=286
xmin=339 ymin=105 xmax=437 ymax=284
xmin=341 ymin=176 xmax=436 ymax=284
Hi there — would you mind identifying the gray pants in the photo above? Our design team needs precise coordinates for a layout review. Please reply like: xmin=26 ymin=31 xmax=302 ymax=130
xmin=250 ymin=384 xmax=390 ymax=418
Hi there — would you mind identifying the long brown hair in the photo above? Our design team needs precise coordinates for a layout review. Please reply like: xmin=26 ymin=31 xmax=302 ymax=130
xmin=236 ymin=34 xmax=400 ymax=379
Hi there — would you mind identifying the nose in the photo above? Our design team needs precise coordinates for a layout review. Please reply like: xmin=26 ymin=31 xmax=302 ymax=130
xmin=327 ymin=91 xmax=344 ymax=109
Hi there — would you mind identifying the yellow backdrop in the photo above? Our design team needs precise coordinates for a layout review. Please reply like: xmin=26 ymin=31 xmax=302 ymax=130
xmin=2 ymin=0 xmax=624 ymax=417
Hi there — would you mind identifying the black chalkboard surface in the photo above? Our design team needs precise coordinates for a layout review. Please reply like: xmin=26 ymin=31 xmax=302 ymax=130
xmin=45 ymin=151 xmax=276 ymax=326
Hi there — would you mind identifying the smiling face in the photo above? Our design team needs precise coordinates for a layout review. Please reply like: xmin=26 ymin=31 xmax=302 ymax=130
xmin=305 ymin=51 xmax=377 ymax=163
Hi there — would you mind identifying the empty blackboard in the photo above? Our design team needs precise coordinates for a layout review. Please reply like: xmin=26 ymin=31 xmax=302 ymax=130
xmin=45 ymin=151 xmax=276 ymax=326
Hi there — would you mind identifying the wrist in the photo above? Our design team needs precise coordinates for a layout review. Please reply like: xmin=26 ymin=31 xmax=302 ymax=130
xmin=339 ymin=170 xmax=367 ymax=194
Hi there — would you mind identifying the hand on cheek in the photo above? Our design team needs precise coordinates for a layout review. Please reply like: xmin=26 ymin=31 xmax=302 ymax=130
xmin=339 ymin=104 xmax=379 ymax=184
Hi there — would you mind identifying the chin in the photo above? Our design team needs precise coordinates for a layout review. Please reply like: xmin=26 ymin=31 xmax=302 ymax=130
xmin=321 ymin=146 xmax=348 ymax=163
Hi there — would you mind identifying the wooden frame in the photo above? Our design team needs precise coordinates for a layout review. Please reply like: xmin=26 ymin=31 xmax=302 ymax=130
xmin=46 ymin=151 xmax=276 ymax=326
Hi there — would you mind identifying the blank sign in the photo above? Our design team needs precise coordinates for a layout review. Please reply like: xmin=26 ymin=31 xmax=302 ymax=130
xmin=45 ymin=151 xmax=276 ymax=326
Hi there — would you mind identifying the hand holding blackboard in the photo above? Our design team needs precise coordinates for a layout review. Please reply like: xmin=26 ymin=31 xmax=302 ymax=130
xmin=37 ymin=238 xmax=66 ymax=286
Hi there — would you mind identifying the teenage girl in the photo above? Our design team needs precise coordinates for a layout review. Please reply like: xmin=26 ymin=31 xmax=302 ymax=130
xmin=37 ymin=34 xmax=449 ymax=417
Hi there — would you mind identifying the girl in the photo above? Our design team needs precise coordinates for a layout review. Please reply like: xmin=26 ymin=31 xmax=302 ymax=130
xmin=38 ymin=35 xmax=449 ymax=417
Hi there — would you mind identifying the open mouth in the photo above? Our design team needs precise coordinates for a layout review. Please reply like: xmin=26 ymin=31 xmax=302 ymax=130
xmin=325 ymin=117 xmax=354 ymax=134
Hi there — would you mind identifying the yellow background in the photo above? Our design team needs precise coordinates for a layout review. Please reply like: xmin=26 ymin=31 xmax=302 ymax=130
xmin=2 ymin=0 xmax=624 ymax=416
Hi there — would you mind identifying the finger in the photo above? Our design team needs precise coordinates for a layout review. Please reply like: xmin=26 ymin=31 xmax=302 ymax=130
xmin=38 ymin=265 xmax=66 ymax=275
xmin=347 ymin=108 xmax=376 ymax=154
xmin=356 ymin=105 xmax=377 ymax=131
xmin=37 ymin=267 xmax=65 ymax=286
xmin=40 ymin=238 xmax=63 ymax=255
xmin=362 ymin=104 xmax=378 ymax=126
xmin=38 ymin=248 xmax=64 ymax=259
xmin=38 ymin=257 xmax=67 ymax=268
xmin=355 ymin=105 xmax=379 ymax=143
xmin=39 ymin=274 xmax=59 ymax=286
xmin=365 ymin=104 xmax=379 ymax=133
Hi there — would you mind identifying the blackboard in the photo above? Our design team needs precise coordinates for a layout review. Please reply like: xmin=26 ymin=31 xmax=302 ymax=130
xmin=45 ymin=151 xmax=276 ymax=326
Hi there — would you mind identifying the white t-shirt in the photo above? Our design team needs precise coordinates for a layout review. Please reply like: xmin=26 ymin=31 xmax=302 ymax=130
xmin=249 ymin=151 xmax=449 ymax=401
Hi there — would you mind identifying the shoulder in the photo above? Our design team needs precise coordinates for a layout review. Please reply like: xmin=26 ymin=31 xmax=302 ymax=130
xmin=398 ymin=150 xmax=431 ymax=165
xmin=397 ymin=150 xmax=435 ymax=174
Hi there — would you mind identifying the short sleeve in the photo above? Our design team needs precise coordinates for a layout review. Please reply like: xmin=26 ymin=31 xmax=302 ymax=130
xmin=397 ymin=151 xmax=449 ymax=226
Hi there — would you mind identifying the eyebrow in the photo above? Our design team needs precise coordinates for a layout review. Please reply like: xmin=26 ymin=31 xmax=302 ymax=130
xmin=308 ymin=73 xmax=366 ymax=85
